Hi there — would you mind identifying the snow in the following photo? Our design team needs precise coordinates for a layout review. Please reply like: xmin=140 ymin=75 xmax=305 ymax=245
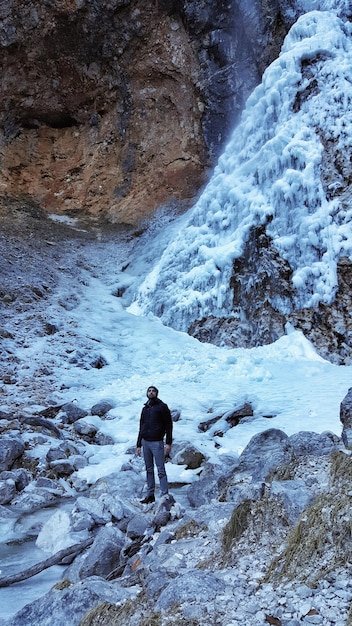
xmin=1 ymin=2 xmax=352 ymax=620
xmin=129 ymin=9 xmax=352 ymax=328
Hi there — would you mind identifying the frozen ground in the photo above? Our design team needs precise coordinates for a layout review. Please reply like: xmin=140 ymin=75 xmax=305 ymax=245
xmin=0 ymin=205 xmax=351 ymax=487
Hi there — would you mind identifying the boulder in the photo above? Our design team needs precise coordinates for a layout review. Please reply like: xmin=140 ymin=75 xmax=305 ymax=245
xmin=172 ymin=443 xmax=206 ymax=469
xmin=0 ymin=438 xmax=25 ymax=471
xmin=73 ymin=496 xmax=112 ymax=526
xmin=0 ymin=478 xmax=16 ymax=504
xmin=187 ymin=457 xmax=239 ymax=507
xmin=340 ymin=387 xmax=352 ymax=428
xmin=78 ymin=526 xmax=125 ymax=579
xmin=11 ymin=489 xmax=58 ymax=512
xmin=270 ymin=479 xmax=315 ymax=524
xmin=61 ymin=403 xmax=88 ymax=424
xmin=90 ymin=401 xmax=114 ymax=417
xmin=126 ymin=514 xmax=150 ymax=540
xmin=155 ymin=569 xmax=225 ymax=610
xmin=0 ymin=468 xmax=31 ymax=491
xmin=73 ymin=420 xmax=98 ymax=439
xmin=93 ymin=432 xmax=115 ymax=446
xmin=288 ymin=431 xmax=340 ymax=456
xmin=48 ymin=459 xmax=76 ymax=477
xmin=237 ymin=428 xmax=291 ymax=480
xmin=6 ymin=576 xmax=138 ymax=626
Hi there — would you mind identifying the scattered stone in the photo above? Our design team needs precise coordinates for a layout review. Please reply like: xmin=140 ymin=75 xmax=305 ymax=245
xmin=90 ymin=401 xmax=114 ymax=417
xmin=172 ymin=442 xmax=206 ymax=469
xmin=74 ymin=420 xmax=98 ymax=439
xmin=61 ymin=403 xmax=88 ymax=424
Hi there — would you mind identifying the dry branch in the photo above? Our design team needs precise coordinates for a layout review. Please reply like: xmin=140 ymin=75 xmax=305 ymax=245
xmin=0 ymin=537 xmax=93 ymax=587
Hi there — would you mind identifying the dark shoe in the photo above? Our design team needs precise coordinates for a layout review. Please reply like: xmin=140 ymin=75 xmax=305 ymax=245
xmin=140 ymin=495 xmax=155 ymax=504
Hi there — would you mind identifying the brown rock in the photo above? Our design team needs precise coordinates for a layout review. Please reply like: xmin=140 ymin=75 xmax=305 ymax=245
xmin=0 ymin=1 xmax=293 ymax=224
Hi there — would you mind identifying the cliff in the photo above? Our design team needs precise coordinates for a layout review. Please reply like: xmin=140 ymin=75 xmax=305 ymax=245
xmin=0 ymin=0 xmax=293 ymax=224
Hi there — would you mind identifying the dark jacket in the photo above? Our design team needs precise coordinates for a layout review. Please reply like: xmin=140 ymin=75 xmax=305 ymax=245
xmin=136 ymin=397 xmax=173 ymax=448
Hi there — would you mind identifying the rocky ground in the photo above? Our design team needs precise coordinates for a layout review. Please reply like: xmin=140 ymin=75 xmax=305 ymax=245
xmin=0 ymin=199 xmax=136 ymax=409
xmin=0 ymin=206 xmax=352 ymax=626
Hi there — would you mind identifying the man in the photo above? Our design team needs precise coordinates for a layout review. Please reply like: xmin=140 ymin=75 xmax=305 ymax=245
xmin=136 ymin=385 xmax=172 ymax=504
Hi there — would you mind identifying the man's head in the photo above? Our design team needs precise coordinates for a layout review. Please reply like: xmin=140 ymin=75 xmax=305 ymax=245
xmin=146 ymin=385 xmax=159 ymax=398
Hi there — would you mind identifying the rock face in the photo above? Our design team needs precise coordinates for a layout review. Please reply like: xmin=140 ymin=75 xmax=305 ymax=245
xmin=189 ymin=225 xmax=352 ymax=364
xmin=0 ymin=0 xmax=294 ymax=224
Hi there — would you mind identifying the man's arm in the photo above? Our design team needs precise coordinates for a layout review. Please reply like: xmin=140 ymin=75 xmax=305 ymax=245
xmin=163 ymin=404 xmax=173 ymax=446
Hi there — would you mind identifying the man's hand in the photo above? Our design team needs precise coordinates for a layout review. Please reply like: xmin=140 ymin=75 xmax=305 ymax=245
xmin=165 ymin=444 xmax=171 ymax=456
xmin=136 ymin=447 xmax=141 ymax=457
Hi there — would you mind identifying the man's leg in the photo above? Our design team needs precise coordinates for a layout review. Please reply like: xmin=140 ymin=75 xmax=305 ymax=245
xmin=142 ymin=439 xmax=155 ymax=496
xmin=152 ymin=440 xmax=168 ymax=496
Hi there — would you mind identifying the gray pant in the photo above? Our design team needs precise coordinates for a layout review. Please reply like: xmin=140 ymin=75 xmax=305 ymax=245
xmin=142 ymin=439 xmax=168 ymax=496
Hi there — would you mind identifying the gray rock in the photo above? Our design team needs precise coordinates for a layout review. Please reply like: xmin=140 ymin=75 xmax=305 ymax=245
xmin=48 ymin=459 xmax=75 ymax=476
xmin=46 ymin=441 xmax=80 ymax=464
xmin=0 ymin=438 xmax=25 ymax=471
xmin=88 ymin=471 xmax=145 ymax=503
xmin=61 ymin=403 xmax=88 ymax=424
xmin=0 ymin=468 xmax=31 ymax=491
xmin=73 ymin=420 xmax=98 ymax=438
xmin=270 ymin=479 xmax=314 ymax=524
xmin=11 ymin=489 xmax=58 ymax=512
xmin=6 ymin=576 xmax=138 ymax=626
xmin=340 ymin=387 xmax=352 ymax=429
xmin=93 ymin=431 xmax=115 ymax=446
xmin=71 ymin=510 xmax=95 ymax=532
xmin=237 ymin=428 xmax=291 ymax=480
xmin=0 ymin=478 xmax=16 ymax=504
xmin=126 ymin=514 xmax=150 ymax=539
xmin=46 ymin=447 xmax=66 ymax=463
xmin=225 ymin=480 xmax=264 ymax=506
xmin=155 ymin=569 xmax=225 ymax=610
xmin=36 ymin=477 xmax=64 ymax=492
xmin=79 ymin=526 xmax=125 ymax=579
xmin=340 ymin=388 xmax=352 ymax=447
xmin=342 ymin=428 xmax=352 ymax=449
xmin=171 ymin=409 xmax=181 ymax=422
xmin=98 ymin=494 xmax=124 ymax=521
xmin=172 ymin=443 xmax=206 ymax=469
xmin=73 ymin=496 xmax=112 ymax=525
xmin=144 ymin=570 xmax=174 ymax=600
xmin=187 ymin=458 xmax=238 ymax=507
xmin=288 ymin=431 xmax=339 ymax=456
xmin=151 ymin=494 xmax=176 ymax=530
xmin=90 ymin=401 xmax=114 ymax=417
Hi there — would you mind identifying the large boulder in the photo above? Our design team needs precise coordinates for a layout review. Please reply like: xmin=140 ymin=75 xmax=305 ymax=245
xmin=236 ymin=428 xmax=291 ymax=481
xmin=155 ymin=569 xmax=225 ymax=610
xmin=5 ymin=576 xmax=138 ymax=626
xmin=288 ymin=431 xmax=340 ymax=456
xmin=78 ymin=526 xmax=125 ymax=579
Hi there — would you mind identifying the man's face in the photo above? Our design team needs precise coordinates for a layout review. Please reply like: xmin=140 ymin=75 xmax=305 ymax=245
xmin=147 ymin=387 xmax=158 ymax=399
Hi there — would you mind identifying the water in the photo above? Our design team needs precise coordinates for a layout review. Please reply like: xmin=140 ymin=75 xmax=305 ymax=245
xmin=0 ymin=502 xmax=74 ymax=620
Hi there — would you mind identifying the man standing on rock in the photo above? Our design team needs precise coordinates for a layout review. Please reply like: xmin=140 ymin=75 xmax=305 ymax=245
xmin=136 ymin=385 xmax=172 ymax=504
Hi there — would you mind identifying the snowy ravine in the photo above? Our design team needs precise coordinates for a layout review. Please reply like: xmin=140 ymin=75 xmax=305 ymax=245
xmin=128 ymin=9 xmax=352 ymax=332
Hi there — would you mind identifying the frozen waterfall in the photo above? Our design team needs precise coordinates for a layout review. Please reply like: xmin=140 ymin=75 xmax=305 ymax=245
xmin=129 ymin=10 xmax=352 ymax=332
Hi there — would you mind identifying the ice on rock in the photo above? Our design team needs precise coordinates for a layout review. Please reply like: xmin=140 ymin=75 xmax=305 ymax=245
xmin=130 ymin=11 xmax=352 ymax=332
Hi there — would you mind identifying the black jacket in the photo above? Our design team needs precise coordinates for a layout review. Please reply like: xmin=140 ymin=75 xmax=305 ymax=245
xmin=136 ymin=397 xmax=173 ymax=447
